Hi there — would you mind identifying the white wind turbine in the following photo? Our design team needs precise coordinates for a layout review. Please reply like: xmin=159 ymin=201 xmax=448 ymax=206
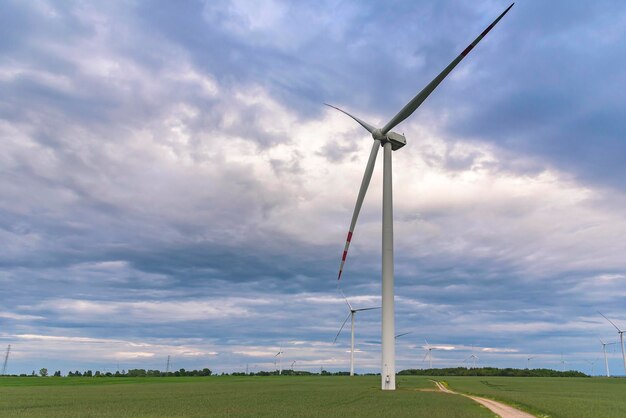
xmin=274 ymin=346 xmax=283 ymax=375
xmin=586 ymin=358 xmax=599 ymax=376
xmin=463 ymin=354 xmax=479 ymax=369
xmin=329 ymin=4 xmax=514 ymax=390
xmin=526 ymin=356 xmax=535 ymax=369
xmin=423 ymin=340 xmax=436 ymax=369
xmin=599 ymin=312 xmax=626 ymax=374
xmin=600 ymin=339 xmax=616 ymax=377
xmin=334 ymin=290 xmax=381 ymax=376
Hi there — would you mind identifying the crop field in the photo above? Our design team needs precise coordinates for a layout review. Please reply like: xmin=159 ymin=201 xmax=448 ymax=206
xmin=442 ymin=376 xmax=626 ymax=418
xmin=0 ymin=375 xmax=490 ymax=418
xmin=1 ymin=375 xmax=624 ymax=417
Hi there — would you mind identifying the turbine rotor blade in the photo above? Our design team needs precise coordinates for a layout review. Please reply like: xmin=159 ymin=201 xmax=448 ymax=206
xmin=337 ymin=140 xmax=381 ymax=280
xmin=338 ymin=288 xmax=353 ymax=311
xmin=395 ymin=332 xmax=411 ymax=339
xmin=333 ymin=312 xmax=352 ymax=343
xmin=325 ymin=103 xmax=376 ymax=134
xmin=599 ymin=311 xmax=623 ymax=332
xmin=354 ymin=306 xmax=381 ymax=312
xmin=381 ymin=3 xmax=514 ymax=135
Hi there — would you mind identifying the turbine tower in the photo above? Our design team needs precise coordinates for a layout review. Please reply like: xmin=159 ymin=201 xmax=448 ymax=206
xmin=526 ymin=356 xmax=534 ymax=369
xmin=334 ymin=289 xmax=380 ymax=376
xmin=599 ymin=312 xmax=626 ymax=374
xmin=600 ymin=339 xmax=616 ymax=377
xmin=330 ymin=4 xmax=514 ymax=390
xmin=2 ymin=345 xmax=10 ymax=376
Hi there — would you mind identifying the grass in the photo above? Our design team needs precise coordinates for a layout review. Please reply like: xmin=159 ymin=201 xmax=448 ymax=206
xmin=0 ymin=375 xmax=492 ymax=417
xmin=442 ymin=376 xmax=626 ymax=418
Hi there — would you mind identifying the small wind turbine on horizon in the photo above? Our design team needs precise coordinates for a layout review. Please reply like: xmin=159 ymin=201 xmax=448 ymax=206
xmin=526 ymin=356 xmax=535 ymax=369
xmin=559 ymin=353 xmax=566 ymax=372
xmin=586 ymin=358 xmax=599 ymax=376
xmin=463 ymin=354 xmax=479 ymax=369
xmin=274 ymin=346 xmax=283 ymax=375
xmin=334 ymin=289 xmax=380 ymax=376
xmin=328 ymin=3 xmax=514 ymax=390
xmin=423 ymin=340 xmax=436 ymax=369
xmin=599 ymin=312 xmax=626 ymax=374
xmin=600 ymin=339 xmax=617 ymax=377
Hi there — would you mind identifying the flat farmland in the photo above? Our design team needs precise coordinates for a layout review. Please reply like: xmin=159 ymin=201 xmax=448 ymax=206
xmin=0 ymin=375 xmax=490 ymax=417
xmin=442 ymin=376 xmax=626 ymax=418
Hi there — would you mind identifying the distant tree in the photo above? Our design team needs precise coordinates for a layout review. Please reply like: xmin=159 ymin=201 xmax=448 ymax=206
xmin=94 ymin=371 xmax=101 ymax=377
xmin=53 ymin=370 xmax=61 ymax=377
xmin=74 ymin=370 xmax=83 ymax=377
xmin=84 ymin=370 xmax=93 ymax=377
xmin=30 ymin=370 xmax=36 ymax=376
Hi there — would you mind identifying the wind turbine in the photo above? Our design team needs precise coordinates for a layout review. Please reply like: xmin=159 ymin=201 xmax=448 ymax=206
xmin=526 ymin=356 xmax=534 ymax=369
xmin=463 ymin=354 xmax=479 ymax=369
xmin=586 ymin=358 xmax=599 ymax=376
xmin=423 ymin=340 xmax=436 ymax=369
xmin=599 ymin=312 xmax=626 ymax=374
xmin=274 ymin=346 xmax=283 ymax=375
xmin=600 ymin=339 xmax=616 ymax=377
xmin=329 ymin=4 xmax=514 ymax=390
xmin=334 ymin=289 xmax=380 ymax=376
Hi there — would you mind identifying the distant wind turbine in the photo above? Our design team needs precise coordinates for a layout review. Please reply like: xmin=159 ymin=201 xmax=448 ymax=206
xmin=274 ymin=346 xmax=283 ymax=375
xmin=329 ymin=3 xmax=514 ymax=390
xmin=586 ymin=358 xmax=599 ymax=376
xmin=599 ymin=312 xmax=626 ymax=374
xmin=600 ymin=339 xmax=616 ymax=377
xmin=463 ymin=354 xmax=479 ymax=369
xmin=423 ymin=340 xmax=436 ymax=369
xmin=526 ymin=356 xmax=534 ymax=369
xmin=334 ymin=289 xmax=380 ymax=376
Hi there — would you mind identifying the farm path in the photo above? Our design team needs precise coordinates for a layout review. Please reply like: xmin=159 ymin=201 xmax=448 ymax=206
xmin=432 ymin=380 xmax=536 ymax=418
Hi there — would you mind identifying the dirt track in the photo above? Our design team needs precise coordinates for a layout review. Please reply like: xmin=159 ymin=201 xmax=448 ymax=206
xmin=433 ymin=381 xmax=536 ymax=418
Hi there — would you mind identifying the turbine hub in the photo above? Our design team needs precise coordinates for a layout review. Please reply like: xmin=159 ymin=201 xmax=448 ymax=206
xmin=371 ymin=128 xmax=385 ymax=141
xmin=371 ymin=129 xmax=407 ymax=151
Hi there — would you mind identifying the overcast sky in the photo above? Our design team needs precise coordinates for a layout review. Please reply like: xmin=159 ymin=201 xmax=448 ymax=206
xmin=2 ymin=0 xmax=626 ymax=376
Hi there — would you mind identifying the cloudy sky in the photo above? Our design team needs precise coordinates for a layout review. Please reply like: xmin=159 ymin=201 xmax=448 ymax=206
xmin=2 ymin=0 xmax=626 ymax=376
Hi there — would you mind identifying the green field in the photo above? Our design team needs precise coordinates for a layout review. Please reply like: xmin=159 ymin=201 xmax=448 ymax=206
xmin=443 ymin=376 xmax=626 ymax=418
xmin=0 ymin=375 xmax=490 ymax=417
xmin=1 ymin=375 xmax=624 ymax=417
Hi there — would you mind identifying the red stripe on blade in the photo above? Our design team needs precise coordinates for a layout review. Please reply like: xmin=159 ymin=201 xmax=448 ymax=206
xmin=347 ymin=232 xmax=353 ymax=242
xmin=342 ymin=251 xmax=348 ymax=261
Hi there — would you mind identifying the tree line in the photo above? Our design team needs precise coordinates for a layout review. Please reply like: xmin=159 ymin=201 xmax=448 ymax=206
xmin=9 ymin=368 xmax=212 ymax=378
xmin=8 ymin=366 xmax=588 ymax=378
xmin=398 ymin=367 xmax=588 ymax=377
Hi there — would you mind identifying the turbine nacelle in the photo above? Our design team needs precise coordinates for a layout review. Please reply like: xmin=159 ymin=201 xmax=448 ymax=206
xmin=372 ymin=128 xmax=406 ymax=151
